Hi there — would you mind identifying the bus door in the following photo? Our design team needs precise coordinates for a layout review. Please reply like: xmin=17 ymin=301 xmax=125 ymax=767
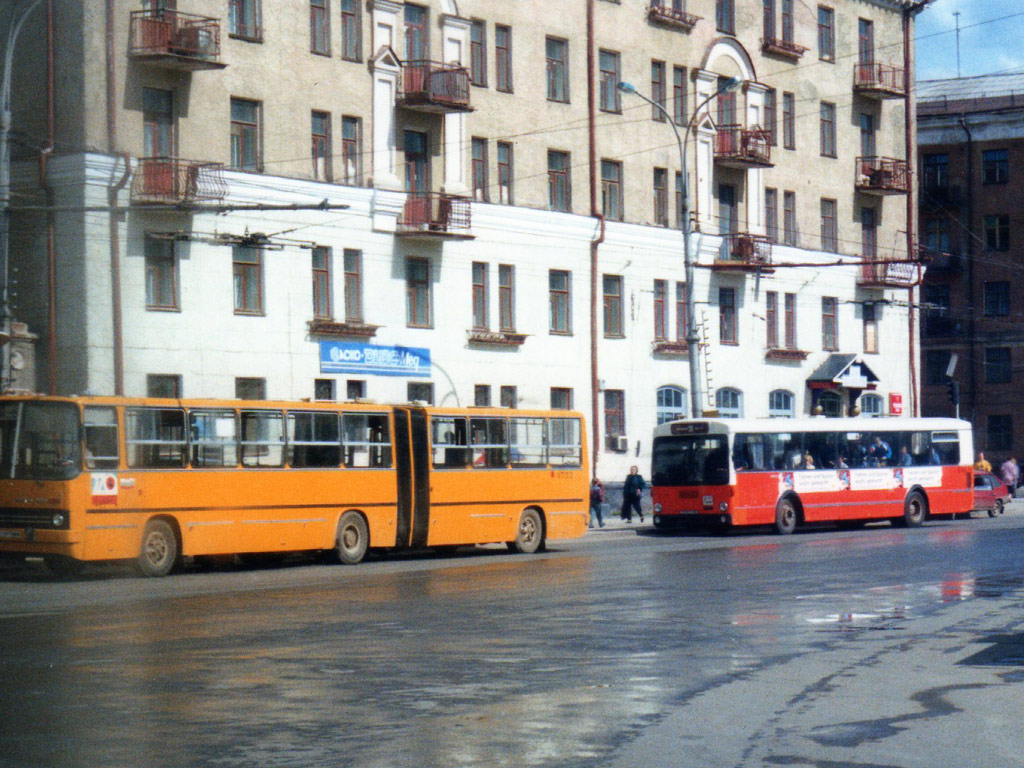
xmin=393 ymin=407 xmax=431 ymax=548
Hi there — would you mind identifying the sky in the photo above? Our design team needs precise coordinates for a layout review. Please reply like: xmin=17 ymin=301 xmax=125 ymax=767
xmin=915 ymin=0 xmax=1024 ymax=81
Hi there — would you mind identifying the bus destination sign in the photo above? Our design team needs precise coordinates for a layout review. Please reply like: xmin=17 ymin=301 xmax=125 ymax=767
xmin=670 ymin=422 xmax=709 ymax=435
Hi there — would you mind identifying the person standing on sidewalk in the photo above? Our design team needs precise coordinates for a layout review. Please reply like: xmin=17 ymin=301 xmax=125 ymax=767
xmin=1000 ymin=456 xmax=1018 ymax=496
xmin=589 ymin=478 xmax=606 ymax=528
xmin=620 ymin=465 xmax=646 ymax=524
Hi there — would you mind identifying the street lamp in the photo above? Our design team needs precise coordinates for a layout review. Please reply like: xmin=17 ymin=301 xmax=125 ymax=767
xmin=618 ymin=76 xmax=740 ymax=419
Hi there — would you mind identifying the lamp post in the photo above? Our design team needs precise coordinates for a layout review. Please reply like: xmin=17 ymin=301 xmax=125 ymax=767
xmin=618 ymin=76 xmax=740 ymax=419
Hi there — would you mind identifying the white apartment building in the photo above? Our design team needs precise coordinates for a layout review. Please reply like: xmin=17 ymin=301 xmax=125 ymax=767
xmin=5 ymin=0 xmax=928 ymax=479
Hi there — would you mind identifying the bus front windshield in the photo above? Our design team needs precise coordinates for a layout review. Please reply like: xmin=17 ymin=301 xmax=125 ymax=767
xmin=652 ymin=435 xmax=730 ymax=486
xmin=0 ymin=402 xmax=81 ymax=480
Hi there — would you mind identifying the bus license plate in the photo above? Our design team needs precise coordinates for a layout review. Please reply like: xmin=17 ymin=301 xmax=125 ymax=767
xmin=680 ymin=510 xmax=699 ymax=515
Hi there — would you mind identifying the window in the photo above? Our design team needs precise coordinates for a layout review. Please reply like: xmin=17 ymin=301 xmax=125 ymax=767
xmin=784 ymin=292 xmax=797 ymax=349
xmin=818 ymin=391 xmax=842 ymax=417
xmin=769 ymin=389 xmax=794 ymax=418
xmin=675 ymin=282 xmax=687 ymax=341
xmin=766 ymin=291 xmax=778 ymax=348
xmin=549 ymin=269 xmax=571 ymax=334
xmin=340 ymin=0 xmax=360 ymax=61
xmin=314 ymin=379 xmax=335 ymax=401
xmin=675 ymin=172 xmax=684 ymax=228
xmin=495 ymin=25 xmax=512 ymax=92
xmin=311 ymin=111 xmax=330 ymax=180
xmin=230 ymin=98 xmax=261 ymax=171
xmin=408 ymin=382 xmax=434 ymax=404
xmin=765 ymin=188 xmax=779 ymax=242
xmin=190 ymin=409 xmax=238 ymax=468
xmin=404 ymin=4 xmax=428 ymax=60
xmin=822 ymin=296 xmax=838 ymax=350
xmin=657 ymin=386 xmax=687 ymax=424
xmin=716 ymin=0 xmax=734 ymax=34
xmin=984 ymin=215 xmax=1010 ymax=251
xmin=601 ymin=160 xmax=623 ymax=221
xmin=654 ymin=279 xmax=668 ymax=340
xmin=127 ymin=407 xmax=186 ymax=468
xmin=142 ymin=87 xmax=173 ymax=157
xmin=500 ymin=386 xmax=517 ymax=408
xmin=924 ymin=349 xmax=951 ymax=385
xmin=84 ymin=406 xmax=119 ymax=470
xmin=235 ymin=378 xmax=266 ymax=400
xmin=233 ymin=245 xmax=263 ymax=314
xmin=860 ymin=393 xmax=883 ymax=417
xmin=310 ymin=0 xmax=329 ymax=54
xmin=346 ymin=380 xmax=366 ymax=400
xmin=985 ymin=347 xmax=1012 ymax=384
xmin=922 ymin=153 xmax=949 ymax=190
xmin=818 ymin=6 xmax=834 ymax=61
xmin=603 ymin=274 xmax=623 ymax=338
xmin=147 ymin=374 xmax=181 ymax=398
xmin=860 ymin=112 xmax=876 ymax=159
xmin=341 ymin=116 xmax=361 ymax=185
xmin=497 ymin=141 xmax=513 ymax=204
xmin=719 ymin=287 xmax=737 ymax=344
xmin=783 ymin=191 xmax=798 ymax=246
xmin=718 ymin=183 xmax=737 ymax=235
xmin=498 ymin=264 xmax=515 ymax=332
xmin=406 ymin=257 xmax=431 ymax=328
xmin=145 ymin=236 xmax=177 ymax=310
xmin=923 ymin=284 xmax=952 ymax=338
xmin=820 ymin=198 xmax=837 ymax=251
xmin=858 ymin=18 xmax=874 ymax=65
xmin=782 ymin=91 xmax=795 ymax=149
xmin=716 ymin=388 xmax=742 ymax=418
xmin=469 ymin=20 xmax=486 ymax=86
xmin=863 ymin=301 xmax=878 ymax=353
xmin=764 ymin=89 xmax=777 ymax=146
xmin=548 ymin=150 xmax=571 ymax=212
xmin=312 ymin=246 xmax=331 ymax=319
xmin=474 ymin=384 xmax=491 ymax=407
xmin=472 ymin=261 xmax=488 ymax=330
xmin=651 ymin=60 xmax=666 ymax=122
xmin=673 ymin=66 xmax=686 ymax=125
xmin=984 ymin=281 xmax=1011 ymax=317
xmin=781 ymin=0 xmax=794 ymax=42
xmin=228 ymin=0 xmax=261 ymax=40
xmin=982 ymin=149 xmax=1009 ymax=184
xmin=551 ymin=387 xmax=573 ymax=410
xmin=404 ymin=130 xmax=429 ymax=193
xmin=287 ymin=411 xmax=338 ymax=468
xmin=599 ymin=50 xmax=620 ymax=112
xmin=471 ymin=137 xmax=489 ymax=202
xmin=546 ymin=37 xmax=569 ymax=103
xmin=763 ymin=0 xmax=775 ymax=39
xmin=343 ymin=249 xmax=363 ymax=323
xmin=924 ymin=218 xmax=952 ymax=252
xmin=988 ymin=415 xmax=1013 ymax=451
xmin=653 ymin=168 xmax=668 ymax=227
xmin=862 ymin=207 xmax=877 ymax=259
xmin=604 ymin=390 xmax=625 ymax=451
xmin=820 ymin=102 xmax=836 ymax=157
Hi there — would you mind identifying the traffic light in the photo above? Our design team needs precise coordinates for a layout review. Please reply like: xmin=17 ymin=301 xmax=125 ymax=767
xmin=946 ymin=379 xmax=960 ymax=406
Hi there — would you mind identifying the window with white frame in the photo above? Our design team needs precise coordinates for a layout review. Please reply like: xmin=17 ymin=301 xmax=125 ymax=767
xmin=768 ymin=389 xmax=794 ymax=417
xmin=860 ymin=393 xmax=883 ymax=417
xmin=716 ymin=388 xmax=743 ymax=418
xmin=656 ymin=386 xmax=687 ymax=424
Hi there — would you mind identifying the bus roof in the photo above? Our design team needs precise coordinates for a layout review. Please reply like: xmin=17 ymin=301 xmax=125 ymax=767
xmin=653 ymin=416 xmax=972 ymax=438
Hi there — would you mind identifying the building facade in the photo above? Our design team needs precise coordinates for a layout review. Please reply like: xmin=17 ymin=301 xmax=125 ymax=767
xmin=918 ymin=73 xmax=1024 ymax=461
xmin=6 ymin=0 xmax=925 ymax=479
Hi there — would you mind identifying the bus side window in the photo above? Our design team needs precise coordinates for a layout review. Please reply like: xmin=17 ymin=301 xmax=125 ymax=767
xmin=432 ymin=416 xmax=469 ymax=468
xmin=549 ymin=418 xmax=581 ymax=467
xmin=241 ymin=410 xmax=285 ymax=467
xmin=289 ymin=412 xmax=341 ymax=468
xmin=189 ymin=409 xmax=239 ymax=468
xmin=126 ymin=408 xmax=187 ymax=468
xmin=470 ymin=417 xmax=509 ymax=468
xmin=509 ymin=417 xmax=546 ymax=467
xmin=83 ymin=406 xmax=119 ymax=469
xmin=342 ymin=413 xmax=392 ymax=468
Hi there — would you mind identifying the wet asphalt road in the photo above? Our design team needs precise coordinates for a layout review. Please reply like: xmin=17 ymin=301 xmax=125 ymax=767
xmin=1 ymin=510 xmax=1023 ymax=768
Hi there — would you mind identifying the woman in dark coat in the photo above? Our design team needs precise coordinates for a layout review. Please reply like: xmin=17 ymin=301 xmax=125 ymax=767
xmin=621 ymin=465 xmax=646 ymax=523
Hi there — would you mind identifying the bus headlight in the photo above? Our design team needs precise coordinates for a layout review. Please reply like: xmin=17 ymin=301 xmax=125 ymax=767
xmin=653 ymin=503 xmax=662 ymax=513
xmin=51 ymin=512 xmax=66 ymax=528
xmin=719 ymin=502 xmax=729 ymax=512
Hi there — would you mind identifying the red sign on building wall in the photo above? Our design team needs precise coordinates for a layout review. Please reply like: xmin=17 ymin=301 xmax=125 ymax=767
xmin=889 ymin=392 xmax=903 ymax=416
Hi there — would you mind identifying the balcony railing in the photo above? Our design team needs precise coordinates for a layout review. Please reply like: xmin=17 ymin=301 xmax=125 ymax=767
xmin=647 ymin=1 xmax=700 ymax=30
xmin=396 ymin=193 xmax=472 ymax=238
xmin=856 ymin=156 xmax=910 ymax=195
xmin=398 ymin=61 xmax=472 ymax=113
xmin=858 ymin=259 xmax=917 ymax=287
xmin=854 ymin=63 xmax=905 ymax=98
xmin=920 ymin=182 xmax=962 ymax=209
xmin=129 ymin=10 xmax=225 ymax=70
xmin=716 ymin=234 xmax=773 ymax=271
xmin=761 ymin=37 xmax=808 ymax=60
xmin=917 ymin=245 xmax=961 ymax=273
xmin=715 ymin=126 xmax=773 ymax=168
xmin=131 ymin=157 xmax=228 ymax=205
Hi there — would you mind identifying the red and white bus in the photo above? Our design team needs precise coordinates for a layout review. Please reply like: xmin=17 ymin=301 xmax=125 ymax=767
xmin=651 ymin=417 xmax=974 ymax=534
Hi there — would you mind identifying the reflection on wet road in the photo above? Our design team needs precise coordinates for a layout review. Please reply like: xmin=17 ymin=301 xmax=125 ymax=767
xmin=2 ymin=519 xmax=1024 ymax=767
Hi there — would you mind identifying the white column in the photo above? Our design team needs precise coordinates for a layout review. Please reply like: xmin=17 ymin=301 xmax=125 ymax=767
xmin=744 ymin=81 xmax=768 ymax=235
xmin=441 ymin=14 xmax=472 ymax=196
xmin=369 ymin=1 xmax=404 ymax=191
xmin=694 ymin=120 xmax=716 ymax=236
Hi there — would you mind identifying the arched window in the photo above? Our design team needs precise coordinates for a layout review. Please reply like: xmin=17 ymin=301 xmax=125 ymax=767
xmin=716 ymin=388 xmax=743 ymax=418
xmin=656 ymin=386 xmax=688 ymax=424
xmin=818 ymin=391 xmax=843 ymax=417
xmin=860 ymin=393 xmax=884 ymax=417
xmin=769 ymin=389 xmax=794 ymax=418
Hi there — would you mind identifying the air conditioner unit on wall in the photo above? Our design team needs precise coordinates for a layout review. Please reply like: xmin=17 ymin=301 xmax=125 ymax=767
xmin=615 ymin=435 xmax=629 ymax=452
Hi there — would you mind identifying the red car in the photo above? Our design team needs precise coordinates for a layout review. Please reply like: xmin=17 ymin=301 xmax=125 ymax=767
xmin=973 ymin=471 xmax=1011 ymax=517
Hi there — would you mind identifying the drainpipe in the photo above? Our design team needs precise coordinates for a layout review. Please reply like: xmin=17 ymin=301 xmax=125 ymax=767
xmin=587 ymin=0 xmax=604 ymax=476
xmin=902 ymin=5 xmax=918 ymax=416
xmin=44 ymin=0 xmax=55 ymax=393
xmin=106 ymin=0 xmax=128 ymax=395
xmin=959 ymin=116 xmax=975 ymax=424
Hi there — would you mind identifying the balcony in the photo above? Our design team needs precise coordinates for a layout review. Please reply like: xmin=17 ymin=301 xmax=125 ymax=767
xmin=307 ymin=319 xmax=380 ymax=339
xmin=715 ymin=126 xmax=773 ymax=168
xmin=398 ymin=61 xmax=472 ymax=114
xmin=857 ymin=259 xmax=918 ymax=288
xmin=714 ymin=234 xmax=774 ymax=272
xmin=917 ymin=245 xmax=961 ymax=274
xmin=466 ymin=329 xmax=527 ymax=347
xmin=920 ymin=182 xmax=963 ymax=209
xmin=396 ymin=193 xmax=473 ymax=239
xmin=647 ymin=1 xmax=700 ymax=31
xmin=856 ymin=157 xmax=910 ymax=195
xmin=854 ymin=63 xmax=905 ymax=99
xmin=129 ymin=10 xmax=225 ymax=71
xmin=761 ymin=37 xmax=808 ymax=61
xmin=131 ymin=158 xmax=227 ymax=205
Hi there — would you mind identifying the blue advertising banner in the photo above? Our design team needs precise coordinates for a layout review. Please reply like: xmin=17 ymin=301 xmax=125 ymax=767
xmin=320 ymin=342 xmax=431 ymax=377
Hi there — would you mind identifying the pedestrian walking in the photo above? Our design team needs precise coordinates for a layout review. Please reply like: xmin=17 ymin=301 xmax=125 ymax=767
xmin=589 ymin=478 xmax=606 ymax=528
xmin=1000 ymin=457 xmax=1018 ymax=495
xmin=620 ymin=465 xmax=646 ymax=524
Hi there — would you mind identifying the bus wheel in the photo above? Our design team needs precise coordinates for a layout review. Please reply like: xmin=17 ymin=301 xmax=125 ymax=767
xmin=44 ymin=555 xmax=85 ymax=578
xmin=902 ymin=491 xmax=927 ymax=527
xmin=773 ymin=497 xmax=798 ymax=535
xmin=335 ymin=511 xmax=369 ymax=565
xmin=510 ymin=508 xmax=544 ymax=554
xmin=136 ymin=519 xmax=179 ymax=577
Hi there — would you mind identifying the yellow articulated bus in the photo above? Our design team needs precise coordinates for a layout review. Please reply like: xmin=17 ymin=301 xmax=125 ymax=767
xmin=0 ymin=396 xmax=589 ymax=576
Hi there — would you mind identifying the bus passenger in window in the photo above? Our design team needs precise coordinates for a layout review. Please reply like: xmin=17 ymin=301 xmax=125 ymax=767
xmin=898 ymin=445 xmax=913 ymax=467
xmin=869 ymin=436 xmax=891 ymax=466
xmin=802 ymin=452 xmax=816 ymax=470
